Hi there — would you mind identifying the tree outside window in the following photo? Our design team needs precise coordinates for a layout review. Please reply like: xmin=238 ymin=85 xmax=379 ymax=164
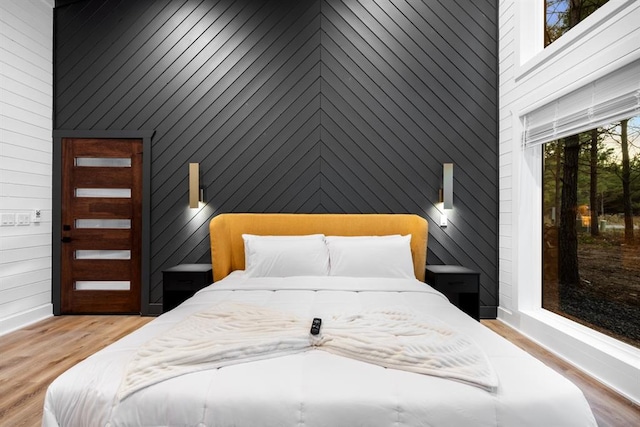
xmin=541 ymin=0 xmax=638 ymax=348
xmin=542 ymin=117 xmax=640 ymax=348
xmin=545 ymin=0 xmax=610 ymax=47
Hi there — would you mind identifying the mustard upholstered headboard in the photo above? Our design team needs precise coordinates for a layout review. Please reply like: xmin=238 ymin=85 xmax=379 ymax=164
xmin=209 ymin=213 xmax=428 ymax=282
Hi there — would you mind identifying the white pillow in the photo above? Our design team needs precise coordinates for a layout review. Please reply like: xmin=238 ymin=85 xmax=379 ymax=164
xmin=242 ymin=234 xmax=330 ymax=277
xmin=325 ymin=235 xmax=414 ymax=278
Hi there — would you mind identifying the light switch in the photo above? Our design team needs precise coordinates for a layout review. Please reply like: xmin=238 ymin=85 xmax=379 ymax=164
xmin=1 ymin=213 xmax=16 ymax=226
xmin=17 ymin=213 xmax=31 ymax=225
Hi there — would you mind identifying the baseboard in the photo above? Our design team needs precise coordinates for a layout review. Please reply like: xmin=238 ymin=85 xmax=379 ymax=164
xmin=480 ymin=305 xmax=497 ymax=319
xmin=497 ymin=306 xmax=520 ymax=326
xmin=0 ymin=304 xmax=53 ymax=336
xmin=505 ymin=309 xmax=640 ymax=405
xmin=145 ymin=303 xmax=163 ymax=316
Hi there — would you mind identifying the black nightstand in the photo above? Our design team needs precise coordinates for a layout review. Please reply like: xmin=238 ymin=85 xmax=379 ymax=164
xmin=162 ymin=264 xmax=213 ymax=313
xmin=425 ymin=265 xmax=480 ymax=321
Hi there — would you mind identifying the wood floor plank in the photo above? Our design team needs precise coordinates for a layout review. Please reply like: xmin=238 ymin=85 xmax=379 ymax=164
xmin=0 ymin=315 xmax=153 ymax=427
xmin=482 ymin=319 xmax=640 ymax=427
xmin=0 ymin=316 xmax=638 ymax=426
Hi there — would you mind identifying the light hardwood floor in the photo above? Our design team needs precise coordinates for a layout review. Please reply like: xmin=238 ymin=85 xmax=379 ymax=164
xmin=0 ymin=316 xmax=638 ymax=426
xmin=0 ymin=315 xmax=153 ymax=427
xmin=483 ymin=320 xmax=640 ymax=427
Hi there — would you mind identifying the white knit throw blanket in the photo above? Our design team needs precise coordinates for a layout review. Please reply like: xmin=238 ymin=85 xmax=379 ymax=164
xmin=117 ymin=303 xmax=498 ymax=400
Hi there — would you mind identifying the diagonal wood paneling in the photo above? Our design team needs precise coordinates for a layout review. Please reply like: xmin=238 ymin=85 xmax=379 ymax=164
xmin=318 ymin=0 xmax=498 ymax=309
xmin=54 ymin=0 xmax=498 ymax=316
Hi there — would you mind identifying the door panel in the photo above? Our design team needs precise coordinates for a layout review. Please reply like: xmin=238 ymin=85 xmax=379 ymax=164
xmin=74 ymin=168 xmax=132 ymax=187
xmin=73 ymin=198 xmax=132 ymax=218
xmin=61 ymin=138 xmax=142 ymax=314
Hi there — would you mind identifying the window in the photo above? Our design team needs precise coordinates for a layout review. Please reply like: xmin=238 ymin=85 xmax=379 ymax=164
xmin=542 ymin=116 xmax=640 ymax=348
xmin=545 ymin=0 xmax=611 ymax=47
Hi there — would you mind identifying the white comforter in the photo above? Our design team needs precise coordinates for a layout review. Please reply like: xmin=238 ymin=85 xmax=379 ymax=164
xmin=118 ymin=302 xmax=498 ymax=400
xmin=43 ymin=274 xmax=597 ymax=427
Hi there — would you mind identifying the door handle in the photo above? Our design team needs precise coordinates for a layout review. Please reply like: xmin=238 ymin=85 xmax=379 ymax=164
xmin=62 ymin=224 xmax=72 ymax=243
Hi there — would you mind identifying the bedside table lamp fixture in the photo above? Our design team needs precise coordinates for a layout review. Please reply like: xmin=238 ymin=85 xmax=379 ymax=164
xmin=189 ymin=163 xmax=204 ymax=208
xmin=438 ymin=163 xmax=453 ymax=227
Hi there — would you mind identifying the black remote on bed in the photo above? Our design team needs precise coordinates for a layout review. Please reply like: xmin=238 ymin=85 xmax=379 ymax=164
xmin=310 ymin=318 xmax=322 ymax=335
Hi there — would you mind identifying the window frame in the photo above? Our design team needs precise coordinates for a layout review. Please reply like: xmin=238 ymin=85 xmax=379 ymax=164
xmin=507 ymin=0 xmax=640 ymax=403
xmin=515 ymin=0 xmax=635 ymax=81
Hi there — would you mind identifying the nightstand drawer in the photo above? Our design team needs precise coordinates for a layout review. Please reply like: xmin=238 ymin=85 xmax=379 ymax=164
xmin=164 ymin=277 xmax=208 ymax=291
xmin=431 ymin=274 xmax=478 ymax=293
xmin=162 ymin=264 xmax=213 ymax=313
xmin=425 ymin=265 xmax=480 ymax=321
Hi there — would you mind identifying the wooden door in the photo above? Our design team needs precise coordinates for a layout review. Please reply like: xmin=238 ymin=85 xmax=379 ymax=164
xmin=61 ymin=138 xmax=142 ymax=314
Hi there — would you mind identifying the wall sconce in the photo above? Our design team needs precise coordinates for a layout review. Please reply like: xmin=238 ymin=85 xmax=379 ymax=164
xmin=438 ymin=163 xmax=453 ymax=226
xmin=441 ymin=163 xmax=453 ymax=209
xmin=189 ymin=163 xmax=204 ymax=208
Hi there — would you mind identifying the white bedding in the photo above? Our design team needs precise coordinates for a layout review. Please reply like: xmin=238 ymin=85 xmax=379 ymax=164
xmin=118 ymin=302 xmax=497 ymax=400
xmin=43 ymin=273 xmax=597 ymax=427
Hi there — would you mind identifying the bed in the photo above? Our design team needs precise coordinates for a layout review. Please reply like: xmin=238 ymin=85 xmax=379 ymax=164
xmin=43 ymin=213 xmax=597 ymax=426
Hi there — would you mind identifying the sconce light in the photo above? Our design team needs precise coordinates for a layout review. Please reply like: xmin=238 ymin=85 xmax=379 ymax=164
xmin=438 ymin=163 xmax=453 ymax=227
xmin=189 ymin=163 xmax=204 ymax=208
xmin=441 ymin=163 xmax=453 ymax=209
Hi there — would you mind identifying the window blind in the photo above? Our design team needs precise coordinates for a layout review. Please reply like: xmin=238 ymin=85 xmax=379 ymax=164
xmin=523 ymin=58 xmax=640 ymax=148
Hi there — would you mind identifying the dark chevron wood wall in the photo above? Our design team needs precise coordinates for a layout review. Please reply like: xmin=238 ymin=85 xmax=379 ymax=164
xmin=54 ymin=0 xmax=498 ymax=316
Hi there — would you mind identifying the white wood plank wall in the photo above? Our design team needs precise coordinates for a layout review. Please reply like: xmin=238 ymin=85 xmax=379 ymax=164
xmin=0 ymin=0 xmax=54 ymax=335
xmin=499 ymin=0 xmax=640 ymax=404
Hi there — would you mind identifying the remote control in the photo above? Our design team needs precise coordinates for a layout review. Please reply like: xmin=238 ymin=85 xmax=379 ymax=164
xmin=310 ymin=318 xmax=322 ymax=335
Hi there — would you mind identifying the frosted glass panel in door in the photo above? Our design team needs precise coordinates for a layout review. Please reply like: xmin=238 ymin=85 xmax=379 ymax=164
xmin=75 ymin=281 xmax=131 ymax=290
xmin=75 ymin=188 xmax=131 ymax=198
xmin=75 ymin=158 xmax=132 ymax=167
xmin=75 ymin=219 xmax=131 ymax=229
xmin=75 ymin=250 xmax=131 ymax=260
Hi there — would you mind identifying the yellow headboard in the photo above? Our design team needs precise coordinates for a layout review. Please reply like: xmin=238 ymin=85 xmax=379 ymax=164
xmin=209 ymin=213 xmax=428 ymax=282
